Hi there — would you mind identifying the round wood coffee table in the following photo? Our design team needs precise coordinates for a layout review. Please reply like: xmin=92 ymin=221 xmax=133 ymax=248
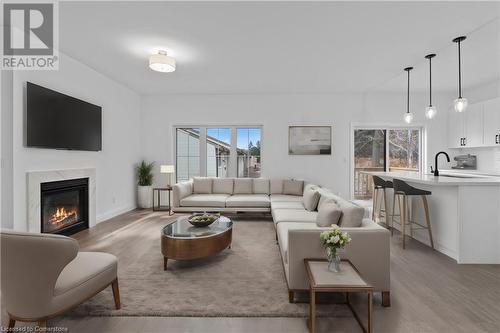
xmin=161 ymin=215 xmax=233 ymax=270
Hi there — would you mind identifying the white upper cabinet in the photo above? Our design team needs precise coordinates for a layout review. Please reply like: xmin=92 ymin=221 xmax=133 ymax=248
xmin=482 ymin=98 xmax=500 ymax=146
xmin=448 ymin=109 xmax=465 ymax=148
xmin=464 ymin=103 xmax=484 ymax=147
xmin=448 ymin=97 xmax=500 ymax=148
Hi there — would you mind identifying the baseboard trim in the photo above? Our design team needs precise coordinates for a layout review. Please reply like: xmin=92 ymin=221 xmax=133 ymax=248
xmin=96 ymin=205 xmax=137 ymax=223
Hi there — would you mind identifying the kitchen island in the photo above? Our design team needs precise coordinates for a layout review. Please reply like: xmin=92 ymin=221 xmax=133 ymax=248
xmin=362 ymin=171 xmax=500 ymax=264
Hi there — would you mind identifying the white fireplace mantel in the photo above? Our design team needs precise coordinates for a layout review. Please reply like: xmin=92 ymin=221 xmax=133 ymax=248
xmin=27 ymin=168 xmax=96 ymax=233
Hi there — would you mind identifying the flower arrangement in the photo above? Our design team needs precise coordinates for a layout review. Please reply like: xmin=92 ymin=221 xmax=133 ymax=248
xmin=320 ymin=225 xmax=351 ymax=272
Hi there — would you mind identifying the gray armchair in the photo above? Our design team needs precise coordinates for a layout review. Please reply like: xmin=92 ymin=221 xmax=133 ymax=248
xmin=1 ymin=230 xmax=120 ymax=328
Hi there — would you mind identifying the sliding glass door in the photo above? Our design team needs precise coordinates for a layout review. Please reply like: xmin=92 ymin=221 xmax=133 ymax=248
xmin=353 ymin=127 xmax=422 ymax=199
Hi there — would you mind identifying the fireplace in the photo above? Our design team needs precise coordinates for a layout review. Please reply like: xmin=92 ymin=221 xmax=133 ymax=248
xmin=41 ymin=178 xmax=89 ymax=235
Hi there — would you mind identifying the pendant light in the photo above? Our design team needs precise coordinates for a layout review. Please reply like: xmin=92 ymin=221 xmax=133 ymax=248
xmin=149 ymin=50 xmax=176 ymax=73
xmin=425 ymin=54 xmax=437 ymax=119
xmin=403 ymin=67 xmax=414 ymax=124
xmin=453 ymin=36 xmax=467 ymax=112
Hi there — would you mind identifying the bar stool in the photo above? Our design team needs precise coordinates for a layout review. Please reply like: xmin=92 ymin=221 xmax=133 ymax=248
xmin=372 ymin=176 xmax=392 ymax=227
xmin=392 ymin=179 xmax=434 ymax=249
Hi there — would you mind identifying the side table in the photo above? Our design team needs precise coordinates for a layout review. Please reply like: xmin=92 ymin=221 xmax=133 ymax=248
xmin=304 ymin=259 xmax=373 ymax=333
xmin=153 ymin=187 xmax=173 ymax=215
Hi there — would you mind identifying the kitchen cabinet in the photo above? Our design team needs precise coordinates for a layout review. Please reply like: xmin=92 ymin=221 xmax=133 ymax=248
xmin=448 ymin=109 xmax=465 ymax=148
xmin=464 ymin=103 xmax=484 ymax=147
xmin=483 ymin=97 xmax=500 ymax=146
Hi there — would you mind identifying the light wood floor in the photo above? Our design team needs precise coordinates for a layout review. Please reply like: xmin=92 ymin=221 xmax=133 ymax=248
xmin=4 ymin=210 xmax=500 ymax=333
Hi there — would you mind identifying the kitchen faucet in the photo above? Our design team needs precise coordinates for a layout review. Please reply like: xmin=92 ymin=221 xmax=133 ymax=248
xmin=433 ymin=151 xmax=451 ymax=176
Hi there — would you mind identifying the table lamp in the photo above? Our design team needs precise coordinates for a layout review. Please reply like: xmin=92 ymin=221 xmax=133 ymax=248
xmin=160 ymin=165 xmax=175 ymax=188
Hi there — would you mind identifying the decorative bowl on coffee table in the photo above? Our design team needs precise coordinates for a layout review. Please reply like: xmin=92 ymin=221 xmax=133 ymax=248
xmin=187 ymin=213 xmax=219 ymax=227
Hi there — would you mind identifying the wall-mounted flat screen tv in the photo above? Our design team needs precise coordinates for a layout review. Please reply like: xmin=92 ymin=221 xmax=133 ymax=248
xmin=26 ymin=82 xmax=102 ymax=151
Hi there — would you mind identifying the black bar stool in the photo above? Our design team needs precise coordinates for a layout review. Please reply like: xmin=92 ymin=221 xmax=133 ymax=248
xmin=372 ymin=176 xmax=392 ymax=227
xmin=392 ymin=179 xmax=434 ymax=249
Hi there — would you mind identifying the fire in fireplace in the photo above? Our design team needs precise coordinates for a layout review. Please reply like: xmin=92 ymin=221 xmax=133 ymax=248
xmin=41 ymin=178 xmax=89 ymax=235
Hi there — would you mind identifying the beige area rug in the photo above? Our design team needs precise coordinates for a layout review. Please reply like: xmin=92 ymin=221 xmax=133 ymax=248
xmin=68 ymin=213 xmax=352 ymax=318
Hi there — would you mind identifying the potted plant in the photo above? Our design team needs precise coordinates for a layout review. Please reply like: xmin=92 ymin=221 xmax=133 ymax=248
xmin=137 ymin=160 xmax=154 ymax=208
xmin=320 ymin=226 xmax=351 ymax=272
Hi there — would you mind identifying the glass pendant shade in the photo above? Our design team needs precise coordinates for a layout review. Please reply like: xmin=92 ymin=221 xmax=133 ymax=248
xmin=425 ymin=106 xmax=437 ymax=119
xmin=454 ymin=97 xmax=468 ymax=113
xmin=404 ymin=112 xmax=414 ymax=124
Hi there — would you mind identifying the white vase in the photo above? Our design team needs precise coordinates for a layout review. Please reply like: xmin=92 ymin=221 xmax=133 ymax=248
xmin=137 ymin=185 xmax=152 ymax=208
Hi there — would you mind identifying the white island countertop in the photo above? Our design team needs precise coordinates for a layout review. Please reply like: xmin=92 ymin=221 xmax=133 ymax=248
xmin=361 ymin=171 xmax=500 ymax=186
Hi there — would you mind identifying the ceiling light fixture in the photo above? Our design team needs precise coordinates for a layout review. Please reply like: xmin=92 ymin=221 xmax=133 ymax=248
xmin=453 ymin=36 xmax=467 ymax=112
xmin=425 ymin=53 xmax=437 ymax=119
xmin=149 ymin=50 xmax=176 ymax=73
xmin=403 ymin=67 xmax=414 ymax=124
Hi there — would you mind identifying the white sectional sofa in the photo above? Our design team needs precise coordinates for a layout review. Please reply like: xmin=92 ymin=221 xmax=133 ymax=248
xmin=172 ymin=177 xmax=391 ymax=306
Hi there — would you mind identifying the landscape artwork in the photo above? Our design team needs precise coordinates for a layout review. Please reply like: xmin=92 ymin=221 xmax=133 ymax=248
xmin=288 ymin=126 xmax=332 ymax=155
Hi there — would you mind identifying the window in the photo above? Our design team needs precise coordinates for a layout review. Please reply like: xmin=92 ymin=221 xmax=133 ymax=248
xmin=236 ymin=128 xmax=261 ymax=178
xmin=206 ymin=128 xmax=230 ymax=178
xmin=353 ymin=127 xmax=422 ymax=199
xmin=175 ymin=126 xmax=262 ymax=181
xmin=176 ymin=128 xmax=200 ymax=182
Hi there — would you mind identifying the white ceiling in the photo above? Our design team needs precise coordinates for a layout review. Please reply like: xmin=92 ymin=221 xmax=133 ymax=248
xmin=59 ymin=1 xmax=500 ymax=95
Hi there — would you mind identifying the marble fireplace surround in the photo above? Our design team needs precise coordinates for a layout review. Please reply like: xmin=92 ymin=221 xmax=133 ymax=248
xmin=27 ymin=168 xmax=96 ymax=233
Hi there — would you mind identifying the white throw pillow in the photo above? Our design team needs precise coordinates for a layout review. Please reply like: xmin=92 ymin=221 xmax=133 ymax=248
xmin=253 ymin=178 xmax=270 ymax=194
xmin=212 ymin=178 xmax=234 ymax=194
xmin=283 ymin=179 xmax=304 ymax=196
xmin=193 ymin=177 xmax=212 ymax=194
xmin=270 ymin=179 xmax=284 ymax=194
xmin=234 ymin=178 xmax=253 ymax=194
xmin=303 ymin=186 xmax=320 ymax=211
xmin=316 ymin=200 xmax=343 ymax=227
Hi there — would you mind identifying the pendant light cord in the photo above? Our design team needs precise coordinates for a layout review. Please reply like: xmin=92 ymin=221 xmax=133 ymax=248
xmin=429 ymin=57 xmax=432 ymax=106
xmin=458 ymin=40 xmax=462 ymax=98
xmin=407 ymin=69 xmax=410 ymax=114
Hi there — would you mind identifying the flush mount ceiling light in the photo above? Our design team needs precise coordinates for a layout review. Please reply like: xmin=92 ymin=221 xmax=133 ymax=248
xmin=149 ymin=50 xmax=176 ymax=73
xmin=403 ymin=67 xmax=414 ymax=124
xmin=425 ymin=54 xmax=437 ymax=119
xmin=453 ymin=36 xmax=467 ymax=112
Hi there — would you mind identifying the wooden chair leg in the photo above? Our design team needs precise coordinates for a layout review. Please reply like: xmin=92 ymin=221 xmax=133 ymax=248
xmin=381 ymin=291 xmax=391 ymax=307
xmin=390 ymin=192 xmax=397 ymax=236
xmin=422 ymin=195 xmax=434 ymax=249
xmin=288 ymin=291 xmax=294 ymax=303
xmin=372 ymin=188 xmax=378 ymax=221
xmin=112 ymin=278 xmax=121 ymax=309
xmin=8 ymin=316 xmax=15 ymax=329
xmin=383 ymin=188 xmax=389 ymax=226
xmin=400 ymin=194 xmax=406 ymax=249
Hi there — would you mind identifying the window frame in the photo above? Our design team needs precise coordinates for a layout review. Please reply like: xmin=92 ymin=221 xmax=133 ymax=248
xmin=173 ymin=125 xmax=264 ymax=182
xmin=349 ymin=123 xmax=426 ymax=199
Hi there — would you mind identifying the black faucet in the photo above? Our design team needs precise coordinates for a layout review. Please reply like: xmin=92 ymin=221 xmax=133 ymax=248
xmin=434 ymin=151 xmax=451 ymax=176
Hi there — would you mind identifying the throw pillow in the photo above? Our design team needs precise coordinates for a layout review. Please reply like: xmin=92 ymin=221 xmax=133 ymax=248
xmin=270 ymin=179 xmax=284 ymax=194
xmin=303 ymin=186 xmax=320 ymax=211
xmin=193 ymin=177 xmax=212 ymax=194
xmin=253 ymin=178 xmax=270 ymax=194
xmin=283 ymin=179 xmax=304 ymax=196
xmin=212 ymin=178 xmax=234 ymax=194
xmin=316 ymin=200 xmax=343 ymax=227
xmin=233 ymin=178 xmax=253 ymax=194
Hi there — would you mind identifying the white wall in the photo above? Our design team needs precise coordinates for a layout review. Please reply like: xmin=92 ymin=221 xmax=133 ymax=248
xmin=2 ymin=52 xmax=142 ymax=231
xmin=141 ymin=91 xmax=451 ymax=198
xmin=1 ymin=71 xmax=14 ymax=229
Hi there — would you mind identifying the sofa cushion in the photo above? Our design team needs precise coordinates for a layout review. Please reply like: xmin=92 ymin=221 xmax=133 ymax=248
xmin=225 ymin=194 xmax=271 ymax=208
xmin=270 ymin=179 xmax=283 ymax=194
xmin=302 ymin=186 xmax=320 ymax=211
xmin=272 ymin=208 xmax=318 ymax=225
xmin=316 ymin=200 xmax=342 ymax=227
xmin=173 ymin=181 xmax=192 ymax=207
xmin=276 ymin=222 xmax=329 ymax=264
xmin=180 ymin=194 xmax=229 ymax=207
xmin=283 ymin=179 xmax=304 ymax=196
xmin=193 ymin=177 xmax=212 ymax=194
xmin=233 ymin=179 xmax=253 ymax=194
xmin=271 ymin=201 xmax=305 ymax=210
xmin=270 ymin=194 xmax=304 ymax=203
xmin=55 ymin=252 xmax=117 ymax=296
xmin=253 ymin=178 xmax=270 ymax=194
xmin=318 ymin=189 xmax=364 ymax=227
xmin=212 ymin=178 xmax=234 ymax=194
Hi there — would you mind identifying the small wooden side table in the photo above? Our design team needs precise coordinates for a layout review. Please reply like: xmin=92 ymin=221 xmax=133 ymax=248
xmin=153 ymin=187 xmax=173 ymax=215
xmin=304 ymin=259 xmax=373 ymax=333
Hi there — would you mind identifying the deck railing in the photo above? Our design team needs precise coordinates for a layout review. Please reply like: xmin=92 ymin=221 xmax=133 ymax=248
xmin=354 ymin=167 xmax=418 ymax=199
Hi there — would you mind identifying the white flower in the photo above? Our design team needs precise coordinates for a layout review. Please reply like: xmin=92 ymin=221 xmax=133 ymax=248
xmin=331 ymin=235 xmax=340 ymax=244
xmin=330 ymin=224 xmax=340 ymax=230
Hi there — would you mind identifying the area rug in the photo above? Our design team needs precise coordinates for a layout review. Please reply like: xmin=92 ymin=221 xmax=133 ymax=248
xmin=67 ymin=213 xmax=351 ymax=318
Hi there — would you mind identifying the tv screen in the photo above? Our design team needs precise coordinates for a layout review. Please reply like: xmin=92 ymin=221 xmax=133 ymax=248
xmin=26 ymin=82 xmax=102 ymax=151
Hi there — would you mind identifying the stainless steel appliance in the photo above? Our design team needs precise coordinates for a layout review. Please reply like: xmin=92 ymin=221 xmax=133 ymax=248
xmin=451 ymin=154 xmax=477 ymax=170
